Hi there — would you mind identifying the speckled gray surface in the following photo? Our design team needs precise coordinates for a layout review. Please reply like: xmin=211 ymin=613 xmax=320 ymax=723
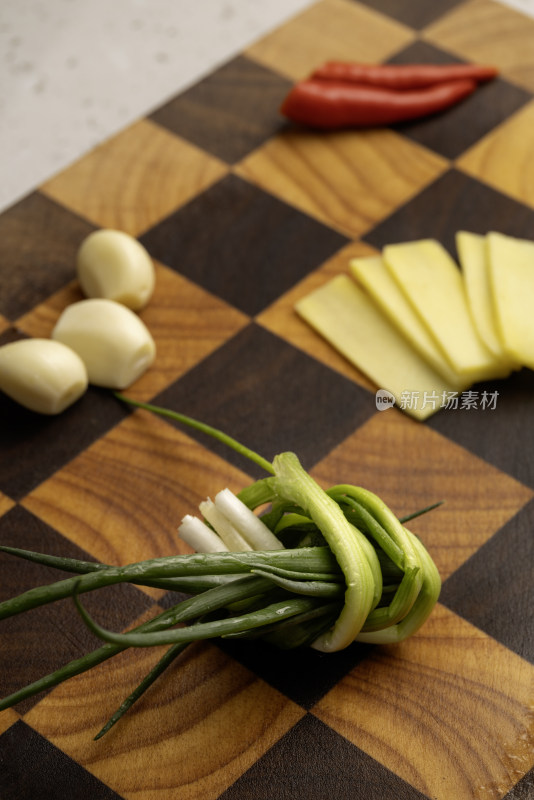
xmin=0 ymin=0 xmax=315 ymax=212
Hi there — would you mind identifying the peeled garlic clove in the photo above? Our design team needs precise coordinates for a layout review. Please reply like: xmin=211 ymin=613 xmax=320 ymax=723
xmin=0 ymin=338 xmax=88 ymax=414
xmin=52 ymin=298 xmax=156 ymax=389
xmin=77 ymin=229 xmax=155 ymax=311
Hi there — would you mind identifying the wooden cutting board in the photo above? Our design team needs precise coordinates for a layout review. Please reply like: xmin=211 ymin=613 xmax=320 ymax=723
xmin=1 ymin=1 xmax=533 ymax=798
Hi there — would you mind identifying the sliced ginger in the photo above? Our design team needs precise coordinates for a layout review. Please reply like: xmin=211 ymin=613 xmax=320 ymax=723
xmin=296 ymin=274 xmax=462 ymax=420
xmin=349 ymin=255 xmax=468 ymax=390
xmin=487 ymin=231 xmax=534 ymax=370
xmin=296 ymin=232 xmax=534 ymax=421
xmin=383 ymin=239 xmax=508 ymax=383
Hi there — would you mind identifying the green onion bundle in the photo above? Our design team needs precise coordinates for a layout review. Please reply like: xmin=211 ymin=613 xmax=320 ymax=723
xmin=0 ymin=396 xmax=441 ymax=738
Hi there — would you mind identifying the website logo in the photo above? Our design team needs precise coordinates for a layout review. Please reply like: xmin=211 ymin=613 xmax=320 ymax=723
xmin=375 ymin=389 xmax=395 ymax=411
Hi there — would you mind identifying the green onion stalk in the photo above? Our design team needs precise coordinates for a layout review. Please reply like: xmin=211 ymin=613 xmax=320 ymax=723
xmin=0 ymin=395 xmax=441 ymax=738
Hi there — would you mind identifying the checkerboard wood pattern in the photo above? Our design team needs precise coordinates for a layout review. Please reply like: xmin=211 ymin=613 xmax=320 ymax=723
xmin=1 ymin=1 xmax=533 ymax=798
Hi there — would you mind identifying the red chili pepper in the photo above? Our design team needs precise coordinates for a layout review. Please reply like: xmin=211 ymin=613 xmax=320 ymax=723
xmin=311 ymin=61 xmax=499 ymax=90
xmin=280 ymin=78 xmax=478 ymax=129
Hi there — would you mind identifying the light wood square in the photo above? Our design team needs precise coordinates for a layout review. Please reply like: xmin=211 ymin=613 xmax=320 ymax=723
xmin=24 ymin=640 xmax=305 ymax=800
xmin=0 ymin=708 xmax=19 ymax=736
xmin=0 ymin=493 xmax=15 ymax=518
xmin=310 ymin=409 xmax=533 ymax=582
xmin=15 ymin=280 xmax=83 ymax=338
xmin=313 ymin=604 xmax=534 ymax=800
xmin=235 ymin=127 xmax=448 ymax=239
xmin=457 ymin=99 xmax=534 ymax=209
xmin=246 ymin=0 xmax=415 ymax=81
xmin=22 ymin=411 xmax=254 ymax=597
xmin=16 ymin=261 xmax=249 ymax=403
xmin=424 ymin=0 xmax=534 ymax=93
xmin=41 ymin=119 xmax=229 ymax=236
xmin=257 ymin=240 xmax=379 ymax=393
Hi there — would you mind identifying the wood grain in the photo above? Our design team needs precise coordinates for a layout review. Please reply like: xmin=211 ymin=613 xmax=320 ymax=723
xmin=0 ymin=192 xmax=94 ymax=320
xmin=0 ymin=708 xmax=19 ymax=737
xmin=424 ymin=0 xmax=534 ymax=92
xmin=458 ymin=99 xmax=534 ymax=209
xmin=111 ymin=263 xmax=249 ymax=404
xmin=24 ymin=641 xmax=305 ymax=800
xmin=149 ymin=55 xmax=292 ymax=165
xmin=236 ymin=126 xmax=448 ymax=239
xmin=257 ymin=240 xmax=379 ymax=392
xmin=313 ymin=603 xmax=534 ymax=800
xmin=0 ymin=493 xmax=15 ymax=518
xmin=311 ymin=409 xmax=534 ymax=582
xmin=41 ymin=119 xmax=229 ymax=237
xmin=246 ymin=0 xmax=415 ymax=80
xmin=15 ymin=280 xmax=83 ymax=335
xmin=22 ymin=411 xmax=253 ymax=589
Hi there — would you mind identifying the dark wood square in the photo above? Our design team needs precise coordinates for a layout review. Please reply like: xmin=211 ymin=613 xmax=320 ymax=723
xmin=0 ymin=721 xmax=125 ymax=799
xmin=363 ymin=169 xmax=534 ymax=257
xmin=0 ymin=193 xmax=95 ymax=321
xmin=139 ymin=173 xmax=349 ymax=316
xmin=351 ymin=0 xmax=466 ymax=30
xmin=151 ymin=323 xmax=376 ymax=480
xmin=0 ymin=340 xmax=129 ymax=501
xmin=218 ymin=637 xmax=373 ymax=710
xmin=220 ymin=714 xmax=431 ymax=800
xmin=149 ymin=55 xmax=292 ymax=164
xmin=0 ymin=506 xmax=154 ymax=713
xmin=429 ymin=368 xmax=534 ymax=492
xmin=440 ymin=499 xmax=534 ymax=665
xmin=389 ymin=41 xmax=533 ymax=159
